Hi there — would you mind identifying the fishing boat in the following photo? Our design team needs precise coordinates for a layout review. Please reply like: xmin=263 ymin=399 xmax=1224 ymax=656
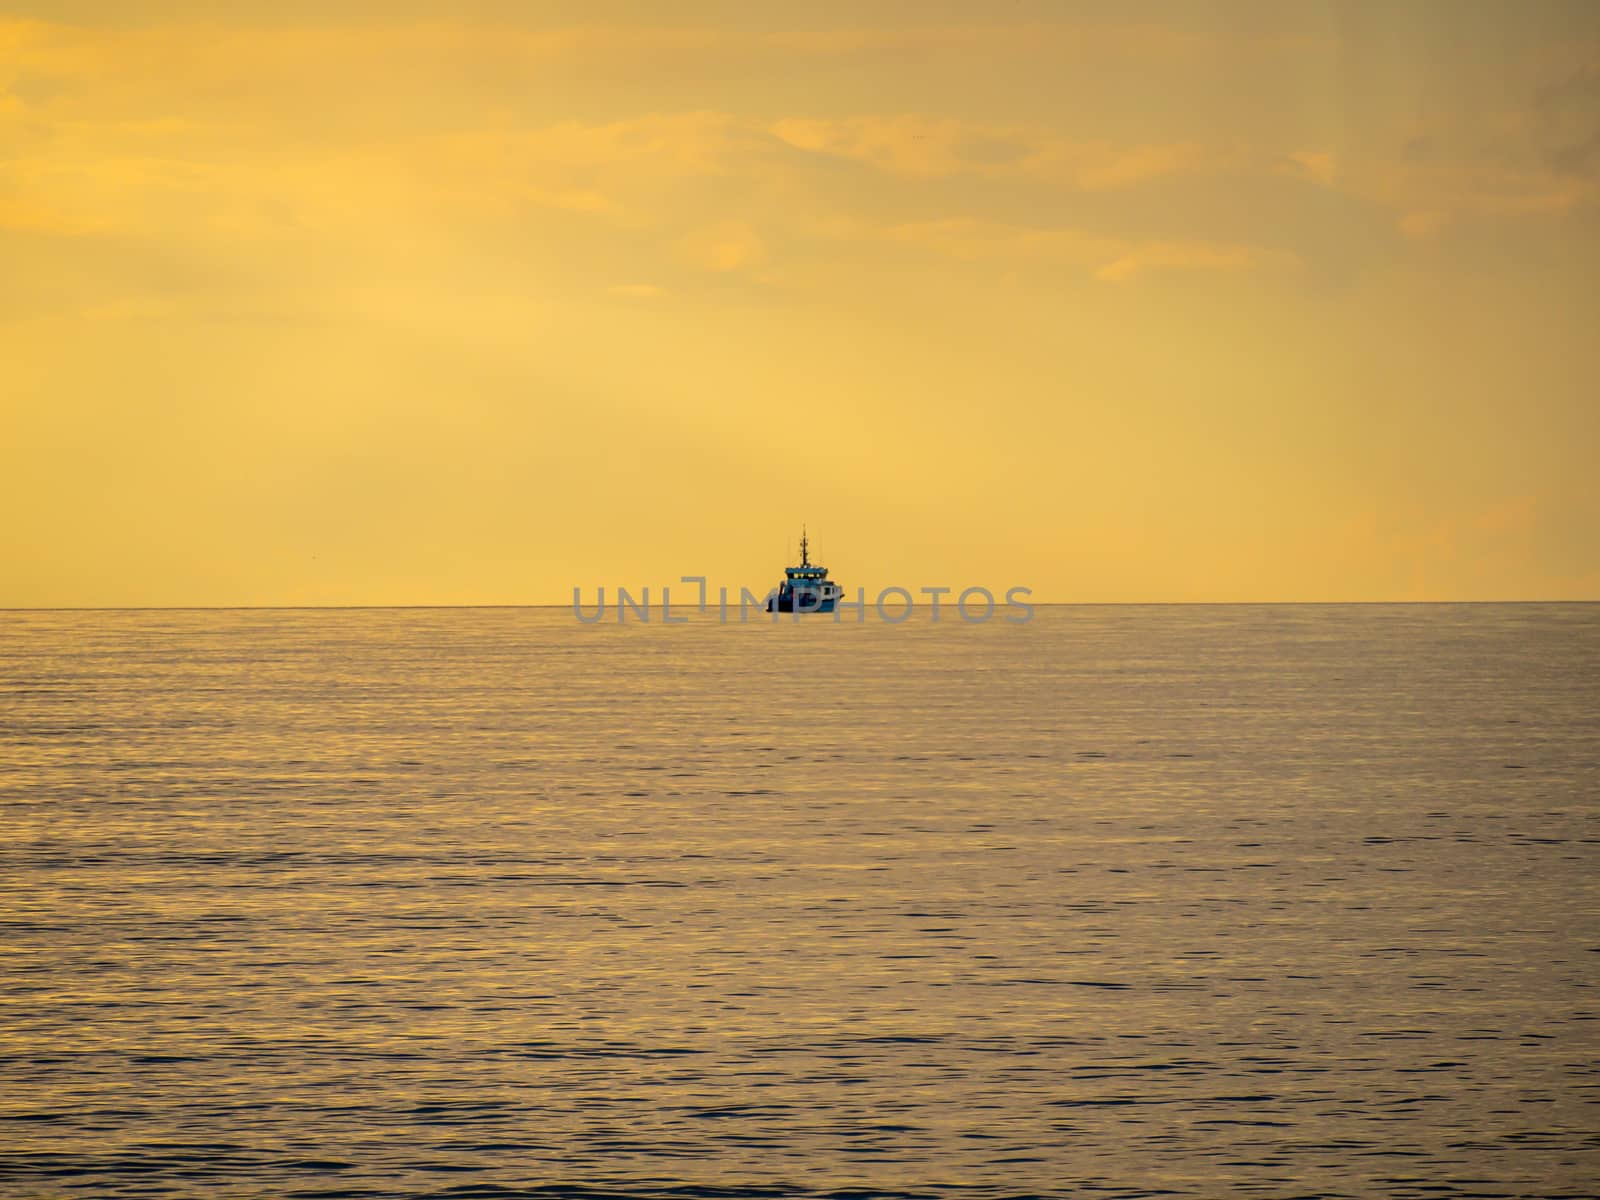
xmin=766 ymin=528 xmax=843 ymax=614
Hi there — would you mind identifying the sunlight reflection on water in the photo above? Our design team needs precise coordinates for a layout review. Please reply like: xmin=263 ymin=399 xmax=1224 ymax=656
xmin=1 ymin=604 xmax=1596 ymax=1198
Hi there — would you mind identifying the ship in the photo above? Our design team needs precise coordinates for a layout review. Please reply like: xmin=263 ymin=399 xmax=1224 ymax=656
xmin=766 ymin=528 xmax=843 ymax=614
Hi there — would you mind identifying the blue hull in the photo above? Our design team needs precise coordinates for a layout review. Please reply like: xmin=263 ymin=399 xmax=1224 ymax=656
xmin=766 ymin=596 xmax=838 ymax=614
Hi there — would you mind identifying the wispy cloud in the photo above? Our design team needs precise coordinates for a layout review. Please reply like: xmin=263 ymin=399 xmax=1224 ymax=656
xmin=769 ymin=114 xmax=1217 ymax=190
xmin=882 ymin=217 xmax=1297 ymax=284
xmin=675 ymin=221 xmax=767 ymax=273
xmin=0 ymin=17 xmax=1329 ymax=85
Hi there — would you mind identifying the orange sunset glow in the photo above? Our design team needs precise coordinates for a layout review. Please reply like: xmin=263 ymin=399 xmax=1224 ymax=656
xmin=3 ymin=1 xmax=1597 ymax=605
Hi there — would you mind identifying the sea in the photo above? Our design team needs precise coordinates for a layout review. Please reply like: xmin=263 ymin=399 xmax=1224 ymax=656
xmin=1 ymin=604 xmax=1596 ymax=1199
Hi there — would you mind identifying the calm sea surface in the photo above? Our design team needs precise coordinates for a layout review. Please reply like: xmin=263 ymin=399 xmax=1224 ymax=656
xmin=1 ymin=604 xmax=1596 ymax=1199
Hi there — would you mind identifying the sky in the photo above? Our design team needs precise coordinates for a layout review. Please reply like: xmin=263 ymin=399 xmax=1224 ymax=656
xmin=2 ymin=1 xmax=1597 ymax=605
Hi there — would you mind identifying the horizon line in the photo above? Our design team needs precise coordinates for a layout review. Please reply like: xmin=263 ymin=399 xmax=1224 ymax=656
xmin=2 ymin=599 xmax=1596 ymax=613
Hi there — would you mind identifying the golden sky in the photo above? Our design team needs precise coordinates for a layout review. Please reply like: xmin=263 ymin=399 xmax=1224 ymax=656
xmin=3 ymin=1 xmax=1597 ymax=605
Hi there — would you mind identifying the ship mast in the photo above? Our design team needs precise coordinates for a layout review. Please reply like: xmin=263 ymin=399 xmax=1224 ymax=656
xmin=800 ymin=526 xmax=809 ymax=567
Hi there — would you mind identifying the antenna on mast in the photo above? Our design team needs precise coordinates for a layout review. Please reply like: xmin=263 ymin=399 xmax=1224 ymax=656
xmin=800 ymin=525 xmax=810 ymax=567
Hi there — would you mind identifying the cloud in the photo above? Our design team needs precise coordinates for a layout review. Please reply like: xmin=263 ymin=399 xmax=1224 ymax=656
xmin=1093 ymin=240 xmax=1297 ymax=283
xmin=2 ymin=12 xmax=1587 ymax=311
xmin=1074 ymin=141 xmax=1214 ymax=190
xmin=675 ymin=221 xmax=766 ymax=273
xmin=1531 ymin=69 xmax=1600 ymax=179
xmin=497 ymin=112 xmax=764 ymax=176
xmin=886 ymin=218 xmax=1116 ymax=264
xmin=883 ymin=217 xmax=1296 ymax=284
xmin=1358 ymin=158 xmax=1598 ymax=239
xmin=0 ymin=106 xmax=774 ymax=251
xmin=1305 ymin=63 xmax=1600 ymax=241
xmin=1398 ymin=210 xmax=1450 ymax=240
xmin=0 ymin=17 xmax=1328 ymax=90
xmin=0 ymin=197 xmax=105 ymax=236
xmin=769 ymin=114 xmax=1216 ymax=190
xmin=770 ymin=115 xmax=1040 ymax=178
xmin=1280 ymin=149 xmax=1338 ymax=186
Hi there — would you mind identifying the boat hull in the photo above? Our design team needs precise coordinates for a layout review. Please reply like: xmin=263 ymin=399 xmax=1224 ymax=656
xmin=766 ymin=595 xmax=838 ymax=614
